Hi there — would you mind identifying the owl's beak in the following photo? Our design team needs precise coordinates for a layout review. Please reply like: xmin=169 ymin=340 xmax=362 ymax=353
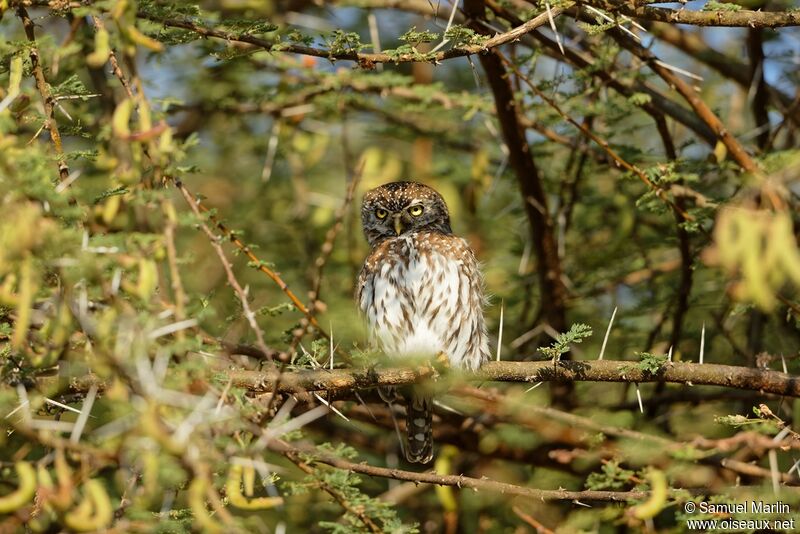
xmin=393 ymin=216 xmax=404 ymax=236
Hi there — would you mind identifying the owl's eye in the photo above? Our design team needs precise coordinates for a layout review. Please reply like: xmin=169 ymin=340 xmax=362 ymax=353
xmin=409 ymin=205 xmax=423 ymax=217
xmin=376 ymin=209 xmax=388 ymax=219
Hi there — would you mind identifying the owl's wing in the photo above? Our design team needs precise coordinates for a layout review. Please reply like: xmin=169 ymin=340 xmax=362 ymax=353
xmin=355 ymin=260 xmax=373 ymax=319
xmin=443 ymin=236 xmax=491 ymax=369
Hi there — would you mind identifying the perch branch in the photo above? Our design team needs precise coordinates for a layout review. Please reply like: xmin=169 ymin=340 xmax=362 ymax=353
xmin=227 ymin=360 xmax=800 ymax=397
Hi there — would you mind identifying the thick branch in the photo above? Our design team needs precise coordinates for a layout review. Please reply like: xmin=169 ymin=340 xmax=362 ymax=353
xmin=588 ymin=2 xmax=800 ymax=28
xmin=228 ymin=360 xmax=800 ymax=398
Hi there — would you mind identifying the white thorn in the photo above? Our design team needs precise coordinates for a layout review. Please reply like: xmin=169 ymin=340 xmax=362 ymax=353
xmin=788 ymin=457 xmax=800 ymax=477
xmin=496 ymin=301 xmax=505 ymax=362
xmin=636 ymin=385 xmax=644 ymax=414
xmin=781 ymin=354 xmax=788 ymax=374
xmin=261 ymin=120 xmax=282 ymax=182
xmin=545 ymin=2 xmax=565 ymax=55
xmin=699 ymin=322 xmax=706 ymax=365
xmin=525 ymin=382 xmax=543 ymax=393
xmin=147 ymin=318 xmax=198 ymax=339
xmin=70 ymin=385 xmax=98 ymax=443
xmin=654 ymin=59 xmax=704 ymax=81
xmin=769 ymin=449 xmax=781 ymax=495
xmin=330 ymin=322 xmax=334 ymax=370
xmin=314 ymin=394 xmax=349 ymax=421
xmin=215 ymin=378 xmax=234 ymax=415
xmin=260 ymin=405 xmax=329 ymax=446
xmin=430 ymin=0 xmax=460 ymax=54
xmin=55 ymin=170 xmax=82 ymax=194
xmin=598 ymin=306 xmax=617 ymax=360
xmin=44 ymin=397 xmax=83 ymax=415
xmin=667 ymin=345 xmax=673 ymax=362
xmin=433 ymin=400 xmax=464 ymax=416
xmin=4 ymin=399 xmax=30 ymax=420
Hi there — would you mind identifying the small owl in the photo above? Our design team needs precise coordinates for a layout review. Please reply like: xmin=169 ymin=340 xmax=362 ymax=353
xmin=357 ymin=181 xmax=489 ymax=463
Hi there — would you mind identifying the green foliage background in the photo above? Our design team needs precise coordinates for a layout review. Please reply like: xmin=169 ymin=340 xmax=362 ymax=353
xmin=1 ymin=0 xmax=800 ymax=532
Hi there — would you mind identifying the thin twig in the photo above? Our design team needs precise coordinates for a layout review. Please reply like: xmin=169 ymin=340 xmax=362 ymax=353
xmin=496 ymin=51 xmax=692 ymax=222
xmin=270 ymin=439 xmax=656 ymax=502
xmin=17 ymin=5 xmax=69 ymax=181
xmin=176 ymin=181 xmax=273 ymax=359
xmin=136 ymin=7 xmax=564 ymax=65
xmin=173 ymin=179 xmax=326 ymax=338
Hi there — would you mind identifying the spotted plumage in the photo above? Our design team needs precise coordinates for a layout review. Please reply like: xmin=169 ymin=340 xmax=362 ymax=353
xmin=357 ymin=181 xmax=489 ymax=463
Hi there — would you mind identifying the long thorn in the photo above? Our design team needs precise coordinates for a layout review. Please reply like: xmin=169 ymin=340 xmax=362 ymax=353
xmin=699 ymin=322 xmax=706 ymax=365
xmin=496 ymin=300 xmax=505 ymax=362
xmin=598 ymin=306 xmax=617 ymax=360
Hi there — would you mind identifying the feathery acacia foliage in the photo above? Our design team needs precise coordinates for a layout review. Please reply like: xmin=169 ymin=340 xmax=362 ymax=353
xmin=1 ymin=0 xmax=800 ymax=532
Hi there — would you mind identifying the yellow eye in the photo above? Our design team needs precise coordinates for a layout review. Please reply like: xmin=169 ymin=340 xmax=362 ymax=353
xmin=376 ymin=209 xmax=388 ymax=219
xmin=409 ymin=205 xmax=423 ymax=216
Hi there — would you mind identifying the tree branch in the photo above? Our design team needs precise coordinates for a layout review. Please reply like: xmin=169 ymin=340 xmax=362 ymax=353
xmin=586 ymin=1 xmax=800 ymax=28
xmin=270 ymin=439 xmax=657 ymax=502
xmin=17 ymin=5 xmax=70 ymax=182
xmin=225 ymin=360 xmax=800 ymax=398
xmin=139 ymin=7 xmax=563 ymax=65
xmin=463 ymin=0 xmax=569 ymax=343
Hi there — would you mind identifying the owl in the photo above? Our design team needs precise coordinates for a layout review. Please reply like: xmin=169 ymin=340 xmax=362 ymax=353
xmin=357 ymin=181 xmax=489 ymax=463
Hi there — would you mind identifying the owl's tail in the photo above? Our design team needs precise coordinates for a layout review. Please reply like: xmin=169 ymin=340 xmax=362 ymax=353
xmin=404 ymin=388 xmax=434 ymax=464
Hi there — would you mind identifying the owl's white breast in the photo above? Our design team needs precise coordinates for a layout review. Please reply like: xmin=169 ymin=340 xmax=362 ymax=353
xmin=362 ymin=234 xmax=474 ymax=367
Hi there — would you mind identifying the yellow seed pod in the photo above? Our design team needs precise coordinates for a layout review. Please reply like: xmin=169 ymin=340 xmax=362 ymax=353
xmin=110 ymin=0 xmax=128 ymax=19
xmin=632 ymin=469 xmax=668 ymax=520
xmin=189 ymin=477 xmax=224 ymax=534
xmin=0 ymin=462 xmax=37 ymax=513
xmin=434 ymin=445 xmax=459 ymax=513
xmin=141 ymin=403 xmax=184 ymax=455
xmin=158 ymin=126 xmax=174 ymax=155
xmin=86 ymin=28 xmax=111 ymax=68
xmin=112 ymin=98 xmax=133 ymax=138
xmin=51 ymin=449 xmax=74 ymax=511
xmin=163 ymin=200 xmax=178 ymax=224
xmin=124 ymin=25 xmax=164 ymax=52
xmin=242 ymin=464 xmax=256 ymax=497
xmin=101 ymin=194 xmax=121 ymax=226
xmin=11 ymin=255 xmax=34 ymax=352
xmin=63 ymin=480 xmax=113 ymax=532
xmin=140 ymin=450 xmax=160 ymax=505
xmin=712 ymin=140 xmax=727 ymax=163
xmin=0 ymin=54 xmax=23 ymax=114
xmin=136 ymin=259 xmax=158 ymax=301
xmin=714 ymin=209 xmax=743 ymax=273
xmin=774 ymin=213 xmax=800 ymax=287
xmin=226 ymin=464 xmax=284 ymax=510
xmin=138 ymin=99 xmax=152 ymax=132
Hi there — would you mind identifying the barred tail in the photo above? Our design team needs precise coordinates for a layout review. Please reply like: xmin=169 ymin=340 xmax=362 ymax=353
xmin=404 ymin=389 xmax=433 ymax=464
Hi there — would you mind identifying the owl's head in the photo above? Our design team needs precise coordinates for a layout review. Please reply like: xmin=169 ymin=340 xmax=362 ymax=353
xmin=361 ymin=181 xmax=452 ymax=247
